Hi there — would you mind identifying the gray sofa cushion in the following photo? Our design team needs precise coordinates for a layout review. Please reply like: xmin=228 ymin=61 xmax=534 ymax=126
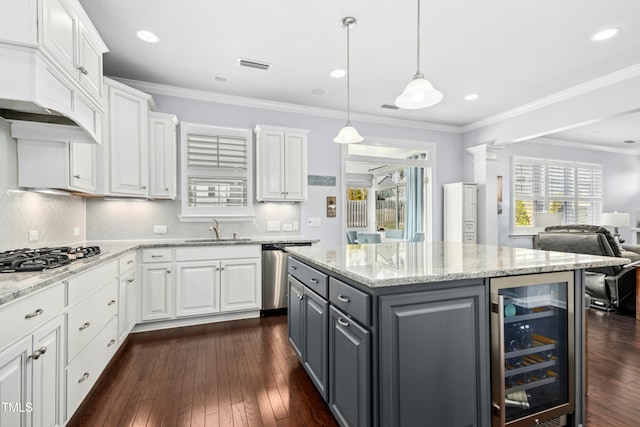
xmin=544 ymin=224 xmax=622 ymax=257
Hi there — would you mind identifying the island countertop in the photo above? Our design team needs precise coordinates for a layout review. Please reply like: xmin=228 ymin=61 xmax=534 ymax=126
xmin=285 ymin=241 xmax=629 ymax=288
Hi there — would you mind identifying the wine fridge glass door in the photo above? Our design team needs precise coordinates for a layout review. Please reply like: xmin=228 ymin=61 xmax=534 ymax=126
xmin=490 ymin=271 xmax=575 ymax=427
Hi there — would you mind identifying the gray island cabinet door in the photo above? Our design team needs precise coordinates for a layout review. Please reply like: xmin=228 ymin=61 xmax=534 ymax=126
xmin=379 ymin=284 xmax=488 ymax=427
xmin=329 ymin=306 xmax=371 ymax=427
xmin=288 ymin=276 xmax=304 ymax=359
xmin=302 ymin=287 xmax=329 ymax=400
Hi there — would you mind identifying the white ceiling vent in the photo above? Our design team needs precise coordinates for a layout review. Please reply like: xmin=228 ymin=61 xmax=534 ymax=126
xmin=380 ymin=104 xmax=400 ymax=110
xmin=237 ymin=57 xmax=270 ymax=70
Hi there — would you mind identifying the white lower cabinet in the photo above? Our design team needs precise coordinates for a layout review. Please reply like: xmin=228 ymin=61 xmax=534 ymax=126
xmin=141 ymin=262 xmax=173 ymax=321
xmin=220 ymin=258 xmax=261 ymax=312
xmin=175 ymin=260 xmax=220 ymax=317
xmin=118 ymin=252 xmax=137 ymax=342
xmin=0 ymin=315 xmax=63 ymax=427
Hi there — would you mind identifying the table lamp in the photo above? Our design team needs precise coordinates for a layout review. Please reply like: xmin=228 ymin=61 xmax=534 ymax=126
xmin=532 ymin=212 xmax=562 ymax=229
xmin=601 ymin=212 xmax=630 ymax=241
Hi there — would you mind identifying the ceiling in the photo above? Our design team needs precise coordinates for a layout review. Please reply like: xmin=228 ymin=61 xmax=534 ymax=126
xmin=79 ymin=0 xmax=640 ymax=147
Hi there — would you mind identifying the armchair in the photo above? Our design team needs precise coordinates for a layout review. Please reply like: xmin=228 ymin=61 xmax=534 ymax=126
xmin=537 ymin=224 xmax=640 ymax=311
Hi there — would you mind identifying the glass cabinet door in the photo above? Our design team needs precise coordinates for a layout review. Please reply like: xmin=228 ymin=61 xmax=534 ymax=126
xmin=490 ymin=271 xmax=574 ymax=427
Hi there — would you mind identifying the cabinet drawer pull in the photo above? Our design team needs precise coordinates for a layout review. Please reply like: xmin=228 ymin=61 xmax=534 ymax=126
xmin=107 ymin=339 xmax=116 ymax=347
xmin=151 ymin=255 xmax=163 ymax=258
xmin=25 ymin=308 xmax=44 ymax=319
xmin=29 ymin=346 xmax=48 ymax=360
xmin=166 ymin=270 xmax=171 ymax=274
xmin=290 ymin=266 xmax=297 ymax=270
xmin=128 ymin=278 xmax=135 ymax=283
xmin=79 ymin=322 xmax=91 ymax=331
xmin=338 ymin=295 xmax=350 ymax=303
xmin=309 ymin=278 xmax=319 ymax=284
xmin=78 ymin=372 xmax=90 ymax=383
xmin=297 ymin=293 xmax=304 ymax=300
xmin=77 ymin=65 xmax=88 ymax=75
xmin=74 ymin=174 xmax=81 ymax=179
xmin=108 ymin=299 xmax=116 ymax=306
xmin=338 ymin=318 xmax=350 ymax=327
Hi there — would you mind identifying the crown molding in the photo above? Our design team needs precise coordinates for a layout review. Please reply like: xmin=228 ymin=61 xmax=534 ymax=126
xmin=112 ymin=77 xmax=462 ymax=134
xmin=463 ymin=63 xmax=640 ymax=133
xmin=530 ymin=137 xmax=640 ymax=156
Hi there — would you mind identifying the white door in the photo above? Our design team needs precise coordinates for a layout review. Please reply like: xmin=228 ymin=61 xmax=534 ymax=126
xmin=69 ymin=142 xmax=96 ymax=192
xmin=0 ymin=336 xmax=31 ymax=427
xmin=175 ymin=261 xmax=220 ymax=317
xmin=283 ymin=133 xmax=307 ymax=201
xmin=32 ymin=317 xmax=63 ymax=427
xmin=220 ymin=258 xmax=261 ymax=312
xmin=141 ymin=264 xmax=172 ymax=321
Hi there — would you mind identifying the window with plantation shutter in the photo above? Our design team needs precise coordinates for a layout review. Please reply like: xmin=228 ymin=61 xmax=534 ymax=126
xmin=512 ymin=156 xmax=602 ymax=233
xmin=180 ymin=123 xmax=253 ymax=218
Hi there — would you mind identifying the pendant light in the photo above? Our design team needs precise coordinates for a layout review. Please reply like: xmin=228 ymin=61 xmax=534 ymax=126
xmin=333 ymin=16 xmax=363 ymax=144
xmin=394 ymin=0 xmax=443 ymax=109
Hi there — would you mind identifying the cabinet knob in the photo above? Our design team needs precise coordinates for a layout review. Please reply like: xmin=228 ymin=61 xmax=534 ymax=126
xmin=142 ymin=186 xmax=147 ymax=190
xmin=165 ymin=187 xmax=169 ymax=191
xmin=166 ymin=270 xmax=171 ymax=274
xmin=77 ymin=65 xmax=89 ymax=75
xmin=74 ymin=174 xmax=81 ymax=179
xmin=107 ymin=339 xmax=116 ymax=347
xmin=79 ymin=322 xmax=91 ymax=331
xmin=29 ymin=346 xmax=48 ymax=360
xmin=108 ymin=299 xmax=116 ymax=306
xmin=127 ymin=260 xmax=134 ymax=264
xmin=25 ymin=308 xmax=44 ymax=319
xmin=128 ymin=278 xmax=135 ymax=283
xmin=78 ymin=372 xmax=90 ymax=383
xmin=297 ymin=293 xmax=304 ymax=300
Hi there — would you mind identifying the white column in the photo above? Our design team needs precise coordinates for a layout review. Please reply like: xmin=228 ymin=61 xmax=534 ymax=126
xmin=466 ymin=144 xmax=503 ymax=245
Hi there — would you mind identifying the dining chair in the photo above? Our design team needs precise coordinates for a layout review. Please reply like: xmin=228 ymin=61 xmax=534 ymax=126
xmin=385 ymin=229 xmax=404 ymax=239
xmin=411 ymin=232 xmax=425 ymax=242
xmin=357 ymin=232 xmax=382 ymax=244
xmin=346 ymin=231 xmax=358 ymax=244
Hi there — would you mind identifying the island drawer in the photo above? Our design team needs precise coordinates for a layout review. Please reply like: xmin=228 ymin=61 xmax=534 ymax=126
xmin=288 ymin=257 xmax=328 ymax=299
xmin=329 ymin=278 xmax=370 ymax=326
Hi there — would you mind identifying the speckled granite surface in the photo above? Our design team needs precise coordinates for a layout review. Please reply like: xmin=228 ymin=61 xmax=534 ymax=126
xmin=286 ymin=241 xmax=630 ymax=288
xmin=0 ymin=237 xmax=317 ymax=306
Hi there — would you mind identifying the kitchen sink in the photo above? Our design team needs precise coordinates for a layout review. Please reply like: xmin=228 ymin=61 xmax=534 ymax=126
xmin=184 ymin=238 xmax=252 ymax=243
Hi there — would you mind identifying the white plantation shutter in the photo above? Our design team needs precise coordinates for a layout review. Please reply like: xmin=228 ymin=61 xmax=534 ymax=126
xmin=180 ymin=123 xmax=253 ymax=217
xmin=512 ymin=156 xmax=602 ymax=231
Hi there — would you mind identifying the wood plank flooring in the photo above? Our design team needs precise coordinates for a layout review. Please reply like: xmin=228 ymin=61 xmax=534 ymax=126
xmin=69 ymin=310 xmax=640 ymax=427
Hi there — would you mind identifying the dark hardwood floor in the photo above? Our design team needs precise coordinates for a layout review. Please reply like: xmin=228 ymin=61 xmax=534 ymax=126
xmin=69 ymin=310 xmax=640 ymax=427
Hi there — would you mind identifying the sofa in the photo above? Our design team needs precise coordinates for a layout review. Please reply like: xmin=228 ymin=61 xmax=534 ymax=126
xmin=536 ymin=224 xmax=640 ymax=311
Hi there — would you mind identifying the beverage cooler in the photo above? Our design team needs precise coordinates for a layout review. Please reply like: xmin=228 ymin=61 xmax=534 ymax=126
xmin=490 ymin=271 xmax=575 ymax=427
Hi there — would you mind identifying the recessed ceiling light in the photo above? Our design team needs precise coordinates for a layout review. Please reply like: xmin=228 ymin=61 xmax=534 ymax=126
xmin=591 ymin=28 xmax=620 ymax=42
xmin=213 ymin=75 xmax=228 ymax=83
xmin=464 ymin=93 xmax=479 ymax=101
xmin=311 ymin=88 xmax=327 ymax=95
xmin=330 ymin=69 xmax=346 ymax=78
xmin=136 ymin=30 xmax=159 ymax=43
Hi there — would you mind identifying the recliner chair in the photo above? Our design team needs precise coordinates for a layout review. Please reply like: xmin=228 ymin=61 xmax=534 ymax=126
xmin=537 ymin=224 xmax=640 ymax=311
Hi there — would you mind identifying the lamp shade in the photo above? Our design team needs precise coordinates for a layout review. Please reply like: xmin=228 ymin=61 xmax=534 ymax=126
xmin=601 ymin=212 xmax=630 ymax=227
xmin=333 ymin=125 xmax=363 ymax=144
xmin=532 ymin=212 xmax=562 ymax=228
xmin=394 ymin=75 xmax=443 ymax=109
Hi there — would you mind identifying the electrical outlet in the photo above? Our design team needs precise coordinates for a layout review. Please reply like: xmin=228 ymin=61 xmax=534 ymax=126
xmin=283 ymin=223 xmax=293 ymax=231
xmin=267 ymin=221 xmax=281 ymax=231
xmin=28 ymin=230 xmax=38 ymax=242
xmin=293 ymin=221 xmax=299 ymax=231
xmin=73 ymin=227 xmax=80 ymax=236
xmin=154 ymin=225 xmax=168 ymax=234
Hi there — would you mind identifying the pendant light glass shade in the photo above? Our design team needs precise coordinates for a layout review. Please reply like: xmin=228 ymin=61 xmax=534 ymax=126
xmin=395 ymin=0 xmax=442 ymax=110
xmin=395 ymin=73 xmax=443 ymax=109
xmin=333 ymin=124 xmax=363 ymax=144
xmin=334 ymin=17 xmax=362 ymax=144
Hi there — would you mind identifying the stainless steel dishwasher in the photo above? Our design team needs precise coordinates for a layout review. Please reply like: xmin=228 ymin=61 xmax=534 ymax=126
xmin=262 ymin=242 xmax=312 ymax=312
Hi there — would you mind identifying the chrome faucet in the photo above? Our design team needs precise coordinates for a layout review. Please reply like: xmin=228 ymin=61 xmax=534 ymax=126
xmin=208 ymin=219 xmax=221 ymax=239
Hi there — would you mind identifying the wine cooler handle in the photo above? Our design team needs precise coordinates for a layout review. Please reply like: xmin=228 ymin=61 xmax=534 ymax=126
xmin=491 ymin=294 xmax=506 ymax=427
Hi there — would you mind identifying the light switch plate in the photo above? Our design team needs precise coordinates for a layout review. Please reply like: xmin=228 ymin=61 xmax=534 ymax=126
xmin=309 ymin=217 xmax=321 ymax=227
xmin=293 ymin=221 xmax=299 ymax=231
xmin=73 ymin=227 xmax=80 ymax=236
xmin=154 ymin=225 xmax=168 ymax=234
xmin=28 ymin=230 xmax=38 ymax=242
xmin=267 ymin=221 xmax=281 ymax=231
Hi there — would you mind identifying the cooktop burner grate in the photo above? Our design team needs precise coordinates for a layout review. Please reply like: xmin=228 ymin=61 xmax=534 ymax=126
xmin=0 ymin=246 xmax=101 ymax=273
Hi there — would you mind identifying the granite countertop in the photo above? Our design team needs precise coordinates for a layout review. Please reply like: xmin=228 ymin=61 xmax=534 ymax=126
xmin=286 ymin=241 xmax=631 ymax=288
xmin=0 ymin=237 xmax=317 ymax=306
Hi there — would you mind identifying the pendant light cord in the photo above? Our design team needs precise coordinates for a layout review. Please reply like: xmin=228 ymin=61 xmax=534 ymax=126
xmin=416 ymin=0 xmax=422 ymax=76
xmin=346 ymin=20 xmax=352 ymax=125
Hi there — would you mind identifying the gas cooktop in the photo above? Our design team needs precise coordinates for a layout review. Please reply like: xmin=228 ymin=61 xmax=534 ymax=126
xmin=0 ymin=246 xmax=101 ymax=273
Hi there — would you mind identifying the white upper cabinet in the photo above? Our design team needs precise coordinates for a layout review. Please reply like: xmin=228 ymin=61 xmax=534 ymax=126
xmin=102 ymin=78 xmax=151 ymax=196
xmin=0 ymin=0 xmax=107 ymax=144
xmin=148 ymin=112 xmax=178 ymax=199
xmin=255 ymin=124 xmax=309 ymax=202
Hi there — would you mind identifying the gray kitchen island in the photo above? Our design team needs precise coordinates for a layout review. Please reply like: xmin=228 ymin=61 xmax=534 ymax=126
xmin=285 ymin=241 xmax=628 ymax=427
